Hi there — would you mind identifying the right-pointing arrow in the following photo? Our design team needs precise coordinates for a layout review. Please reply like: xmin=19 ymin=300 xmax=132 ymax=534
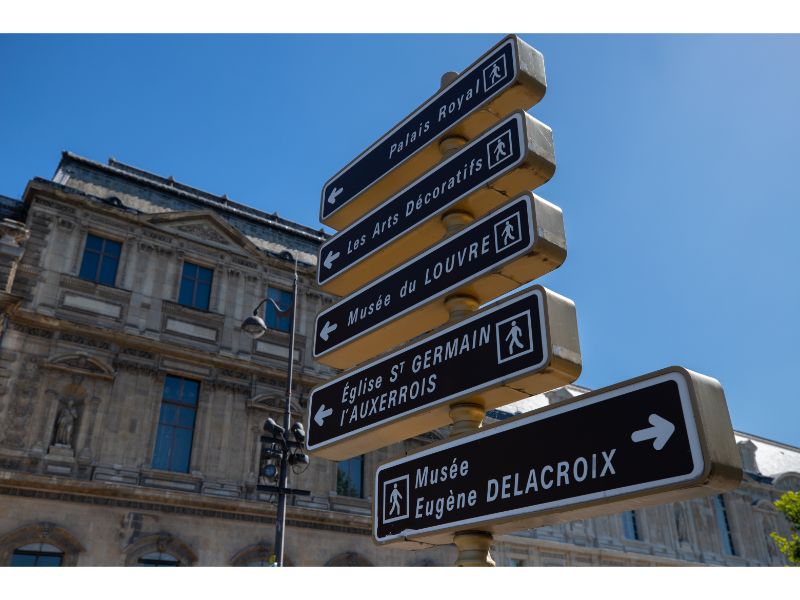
xmin=314 ymin=404 xmax=333 ymax=427
xmin=631 ymin=413 xmax=675 ymax=451
xmin=319 ymin=320 xmax=338 ymax=342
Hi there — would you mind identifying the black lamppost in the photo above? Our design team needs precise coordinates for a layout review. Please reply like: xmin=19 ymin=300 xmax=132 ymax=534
xmin=242 ymin=256 xmax=310 ymax=567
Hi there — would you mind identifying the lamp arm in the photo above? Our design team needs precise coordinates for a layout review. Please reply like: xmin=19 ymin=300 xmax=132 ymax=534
xmin=251 ymin=296 xmax=291 ymax=317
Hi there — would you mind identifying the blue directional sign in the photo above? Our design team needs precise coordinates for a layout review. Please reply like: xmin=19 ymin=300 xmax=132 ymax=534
xmin=373 ymin=367 xmax=742 ymax=545
xmin=313 ymin=194 xmax=566 ymax=369
xmin=306 ymin=286 xmax=581 ymax=460
xmin=321 ymin=35 xmax=547 ymax=229
xmin=317 ymin=111 xmax=554 ymax=296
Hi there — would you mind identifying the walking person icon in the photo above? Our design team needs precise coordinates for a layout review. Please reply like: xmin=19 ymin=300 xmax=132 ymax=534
xmin=505 ymin=320 xmax=525 ymax=356
xmin=489 ymin=62 xmax=503 ymax=85
xmin=493 ymin=137 xmax=507 ymax=162
xmin=389 ymin=483 xmax=403 ymax=516
xmin=501 ymin=219 xmax=516 ymax=246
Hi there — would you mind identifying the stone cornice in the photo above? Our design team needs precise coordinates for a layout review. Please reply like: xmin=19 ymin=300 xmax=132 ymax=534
xmin=8 ymin=308 xmax=329 ymax=387
xmin=0 ymin=469 xmax=371 ymax=535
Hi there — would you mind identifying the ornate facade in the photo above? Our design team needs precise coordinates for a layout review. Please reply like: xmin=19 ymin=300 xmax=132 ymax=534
xmin=0 ymin=153 xmax=796 ymax=566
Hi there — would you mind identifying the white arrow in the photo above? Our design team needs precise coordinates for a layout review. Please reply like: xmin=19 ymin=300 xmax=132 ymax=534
xmin=319 ymin=320 xmax=338 ymax=342
xmin=323 ymin=250 xmax=340 ymax=270
xmin=314 ymin=404 xmax=333 ymax=427
xmin=327 ymin=186 xmax=343 ymax=205
xmin=631 ymin=413 xmax=675 ymax=451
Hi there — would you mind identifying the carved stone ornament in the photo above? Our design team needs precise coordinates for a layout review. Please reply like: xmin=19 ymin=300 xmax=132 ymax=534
xmin=176 ymin=223 xmax=229 ymax=245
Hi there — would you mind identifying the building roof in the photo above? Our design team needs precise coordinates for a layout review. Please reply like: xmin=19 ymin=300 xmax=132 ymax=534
xmin=735 ymin=431 xmax=800 ymax=478
xmin=55 ymin=151 xmax=328 ymax=245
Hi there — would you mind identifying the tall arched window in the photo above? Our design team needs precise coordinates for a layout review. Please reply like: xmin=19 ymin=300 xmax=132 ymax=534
xmin=0 ymin=523 xmax=84 ymax=566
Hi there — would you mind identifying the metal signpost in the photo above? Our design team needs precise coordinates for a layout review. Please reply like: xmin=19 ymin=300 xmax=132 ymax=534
xmin=317 ymin=111 xmax=555 ymax=296
xmin=321 ymin=35 xmax=547 ymax=230
xmin=373 ymin=367 xmax=742 ymax=546
xmin=307 ymin=287 xmax=581 ymax=460
xmin=313 ymin=194 xmax=566 ymax=368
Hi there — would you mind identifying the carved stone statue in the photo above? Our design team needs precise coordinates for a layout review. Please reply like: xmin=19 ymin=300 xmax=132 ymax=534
xmin=54 ymin=399 xmax=78 ymax=447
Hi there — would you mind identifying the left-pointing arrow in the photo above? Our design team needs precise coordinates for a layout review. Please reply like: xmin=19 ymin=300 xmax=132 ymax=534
xmin=323 ymin=250 xmax=340 ymax=270
xmin=319 ymin=321 xmax=338 ymax=342
xmin=631 ymin=413 xmax=675 ymax=451
xmin=314 ymin=404 xmax=333 ymax=427
xmin=327 ymin=187 xmax=343 ymax=205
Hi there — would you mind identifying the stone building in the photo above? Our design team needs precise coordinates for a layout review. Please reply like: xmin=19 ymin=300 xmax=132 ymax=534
xmin=0 ymin=153 xmax=796 ymax=566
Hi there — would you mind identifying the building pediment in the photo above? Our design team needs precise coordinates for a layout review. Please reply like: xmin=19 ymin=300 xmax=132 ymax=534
xmin=142 ymin=210 xmax=265 ymax=262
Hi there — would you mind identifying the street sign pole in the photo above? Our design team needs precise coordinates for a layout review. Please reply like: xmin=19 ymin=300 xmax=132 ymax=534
xmin=373 ymin=367 xmax=742 ymax=548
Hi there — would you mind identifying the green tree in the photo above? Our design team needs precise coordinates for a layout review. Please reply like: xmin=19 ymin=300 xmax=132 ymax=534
xmin=771 ymin=490 xmax=800 ymax=565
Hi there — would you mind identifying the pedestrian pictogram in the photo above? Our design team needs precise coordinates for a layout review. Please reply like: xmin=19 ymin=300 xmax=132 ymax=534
xmin=383 ymin=475 xmax=409 ymax=524
xmin=495 ymin=212 xmax=521 ymax=251
xmin=486 ymin=130 xmax=513 ymax=169
xmin=495 ymin=311 xmax=534 ymax=364
xmin=483 ymin=55 xmax=508 ymax=92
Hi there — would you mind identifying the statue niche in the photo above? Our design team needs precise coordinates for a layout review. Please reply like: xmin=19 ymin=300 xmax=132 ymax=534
xmin=50 ymin=393 xmax=83 ymax=453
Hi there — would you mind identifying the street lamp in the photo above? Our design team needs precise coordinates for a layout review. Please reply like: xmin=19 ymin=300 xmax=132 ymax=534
xmin=242 ymin=255 xmax=310 ymax=567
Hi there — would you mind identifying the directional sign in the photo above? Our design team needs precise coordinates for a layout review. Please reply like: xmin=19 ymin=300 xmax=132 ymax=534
xmin=306 ymin=286 xmax=581 ymax=460
xmin=314 ymin=194 xmax=566 ymax=369
xmin=373 ymin=367 xmax=742 ymax=546
xmin=321 ymin=35 xmax=547 ymax=230
xmin=317 ymin=111 xmax=555 ymax=296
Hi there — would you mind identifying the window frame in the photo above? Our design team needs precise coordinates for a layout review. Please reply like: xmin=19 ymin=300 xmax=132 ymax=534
xmin=265 ymin=286 xmax=293 ymax=333
xmin=10 ymin=543 xmax=64 ymax=567
xmin=178 ymin=260 xmax=214 ymax=311
xmin=336 ymin=455 xmax=364 ymax=498
xmin=151 ymin=375 xmax=200 ymax=474
xmin=621 ymin=510 xmax=641 ymax=541
xmin=714 ymin=494 xmax=737 ymax=556
xmin=78 ymin=232 xmax=123 ymax=287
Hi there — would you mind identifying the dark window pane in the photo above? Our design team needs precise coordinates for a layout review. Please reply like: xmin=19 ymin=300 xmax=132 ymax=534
xmin=104 ymin=239 xmax=122 ymax=257
xmin=179 ymin=262 xmax=213 ymax=310
xmin=171 ymin=428 xmax=194 ymax=472
xmin=159 ymin=403 xmax=178 ymax=426
xmin=79 ymin=234 xmax=121 ymax=287
xmin=10 ymin=553 xmax=37 ymax=566
xmin=336 ymin=456 xmax=363 ymax=498
xmin=35 ymin=554 xmax=63 ymax=567
xmin=177 ymin=407 xmax=196 ymax=429
xmin=178 ymin=277 xmax=195 ymax=306
xmin=163 ymin=376 xmax=182 ymax=402
xmin=85 ymin=234 xmax=103 ymax=251
xmin=181 ymin=380 xmax=199 ymax=406
xmin=152 ymin=425 xmax=174 ymax=471
xmin=98 ymin=256 xmax=118 ymax=286
xmin=153 ymin=376 xmax=199 ymax=473
xmin=195 ymin=282 xmax=210 ymax=310
xmin=79 ymin=251 xmax=99 ymax=281
xmin=266 ymin=287 xmax=292 ymax=332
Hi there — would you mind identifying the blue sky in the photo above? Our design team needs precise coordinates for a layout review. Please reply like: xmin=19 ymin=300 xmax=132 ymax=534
xmin=1 ymin=34 xmax=798 ymax=446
